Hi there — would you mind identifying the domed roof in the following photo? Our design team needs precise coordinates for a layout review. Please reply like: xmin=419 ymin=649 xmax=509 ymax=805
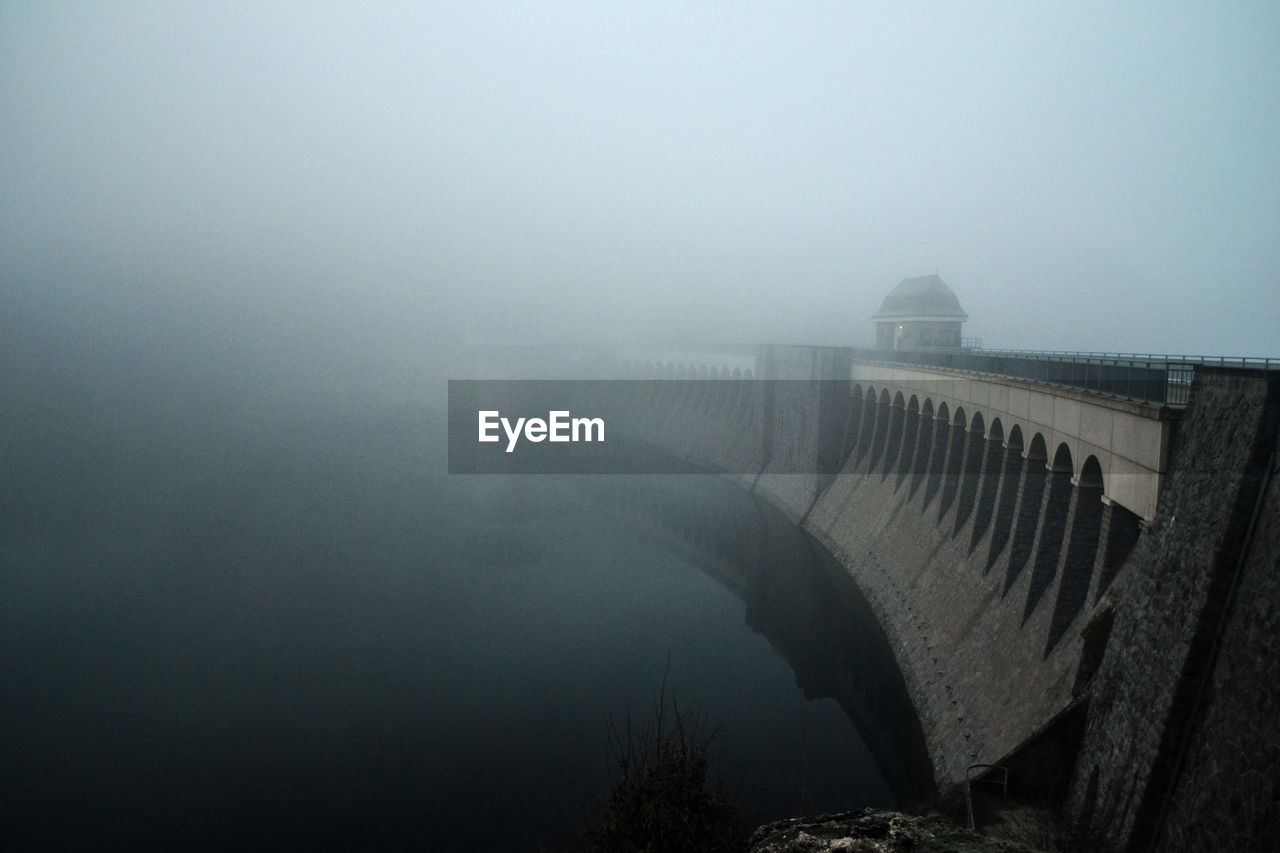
xmin=872 ymin=275 xmax=968 ymax=321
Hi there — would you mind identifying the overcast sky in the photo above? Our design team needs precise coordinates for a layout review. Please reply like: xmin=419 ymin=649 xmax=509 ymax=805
xmin=4 ymin=1 xmax=1278 ymax=360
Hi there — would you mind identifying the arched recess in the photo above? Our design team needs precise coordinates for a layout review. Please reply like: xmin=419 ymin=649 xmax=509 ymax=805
xmin=953 ymin=410 xmax=987 ymax=533
xmin=840 ymin=385 xmax=866 ymax=467
xmin=1005 ymin=432 xmax=1049 ymax=595
xmin=854 ymin=386 xmax=878 ymax=466
xmin=866 ymin=388 xmax=893 ymax=473
xmin=882 ymin=391 xmax=908 ymax=480
xmin=970 ymin=417 xmax=1006 ymax=553
xmin=908 ymin=398 xmax=936 ymax=500
xmin=1023 ymin=443 xmax=1075 ymax=624
xmin=1046 ymin=455 xmax=1107 ymax=655
xmin=896 ymin=395 xmax=922 ymax=489
xmin=936 ymin=407 xmax=968 ymax=524
xmin=986 ymin=423 xmax=1024 ymax=572
xmin=922 ymin=401 xmax=950 ymax=511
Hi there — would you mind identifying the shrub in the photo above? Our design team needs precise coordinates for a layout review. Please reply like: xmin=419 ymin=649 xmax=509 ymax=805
xmin=581 ymin=684 xmax=748 ymax=853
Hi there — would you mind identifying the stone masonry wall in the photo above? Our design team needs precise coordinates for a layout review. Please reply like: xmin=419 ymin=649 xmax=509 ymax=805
xmin=1157 ymin=443 xmax=1280 ymax=850
xmin=798 ymin=420 xmax=1100 ymax=787
xmin=1068 ymin=368 xmax=1280 ymax=850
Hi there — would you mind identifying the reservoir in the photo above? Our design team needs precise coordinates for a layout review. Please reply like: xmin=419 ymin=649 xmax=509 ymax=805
xmin=3 ymin=394 xmax=927 ymax=850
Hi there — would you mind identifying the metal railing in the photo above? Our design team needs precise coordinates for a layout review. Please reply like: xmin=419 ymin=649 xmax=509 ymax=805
xmin=851 ymin=348 xmax=1279 ymax=406
xmin=966 ymin=763 xmax=1009 ymax=831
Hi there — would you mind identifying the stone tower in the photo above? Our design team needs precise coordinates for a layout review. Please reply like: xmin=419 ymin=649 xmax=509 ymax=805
xmin=872 ymin=274 xmax=968 ymax=350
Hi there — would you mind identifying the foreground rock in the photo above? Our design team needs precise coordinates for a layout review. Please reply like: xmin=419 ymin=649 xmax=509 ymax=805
xmin=748 ymin=809 xmax=1039 ymax=853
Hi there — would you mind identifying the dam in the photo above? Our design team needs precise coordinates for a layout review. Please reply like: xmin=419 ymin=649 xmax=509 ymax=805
xmin=446 ymin=323 xmax=1279 ymax=850
xmin=581 ymin=341 xmax=1277 ymax=851
xmin=460 ymin=274 xmax=1279 ymax=849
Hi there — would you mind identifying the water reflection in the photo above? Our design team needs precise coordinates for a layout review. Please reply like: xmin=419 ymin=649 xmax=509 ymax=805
xmin=584 ymin=474 xmax=935 ymax=806
xmin=4 ymin=396 xmax=928 ymax=851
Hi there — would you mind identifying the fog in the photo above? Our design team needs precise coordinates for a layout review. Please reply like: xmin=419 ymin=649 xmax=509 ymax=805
xmin=5 ymin=1 xmax=1278 ymax=372
xmin=4 ymin=4 xmax=1278 ymax=847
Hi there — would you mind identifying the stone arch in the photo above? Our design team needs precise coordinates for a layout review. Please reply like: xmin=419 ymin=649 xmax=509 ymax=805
xmin=921 ymin=401 xmax=951 ymax=511
xmin=853 ymin=385 xmax=878 ymax=466
xmin=1046 ymin=454 xmax=1107 ymax=655
xmin=954 ymin=411 xmax=988 ymax=533
xmin=1024 ymin=443 xmax=1075 ymax=623
xmin=1005 ymin=433 xmax=1051 ymax=595
xmin=985 ymin=422 xmax=1025 ymax=572
xmin=882 ymin=391 xmax=908 ymax=480
xmin=937 ymin=405 xmax=969 ymax=522
xmin=909 ymin=398 xmax=936 ymax=499
xmin=1050 ymin=442 xmax=1074 ymax=473
xmin=895 ymin=395 xmax=922 ymax=488
xmin=866 ymin=388 xmax=893 ymax=472
xmin=1078 ymin=454 xmax=1104 ymax=491
xmin=969 ymin=416 xmax=1007 ymax=552
xmin=840 ymin=386 xmax=866 ymax=466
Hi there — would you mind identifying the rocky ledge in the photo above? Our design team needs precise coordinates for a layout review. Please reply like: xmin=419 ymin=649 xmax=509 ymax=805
xmin=748 ymin=809 xmax=1039 ymax=853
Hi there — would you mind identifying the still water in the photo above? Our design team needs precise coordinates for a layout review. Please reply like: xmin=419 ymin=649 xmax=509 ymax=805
xmin=3 ymin=397 xmax=924 ymax=850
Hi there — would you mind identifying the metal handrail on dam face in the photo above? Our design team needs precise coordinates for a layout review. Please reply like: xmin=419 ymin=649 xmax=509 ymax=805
xmin=965 ymin=763 xmax=1009 ymax=831
xmin=847 ymin=348 xmax=1280 ymax=406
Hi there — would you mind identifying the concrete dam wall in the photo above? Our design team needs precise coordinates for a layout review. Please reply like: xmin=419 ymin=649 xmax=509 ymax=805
xmin=610 ymin=347 xmax=1280 ymax=850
